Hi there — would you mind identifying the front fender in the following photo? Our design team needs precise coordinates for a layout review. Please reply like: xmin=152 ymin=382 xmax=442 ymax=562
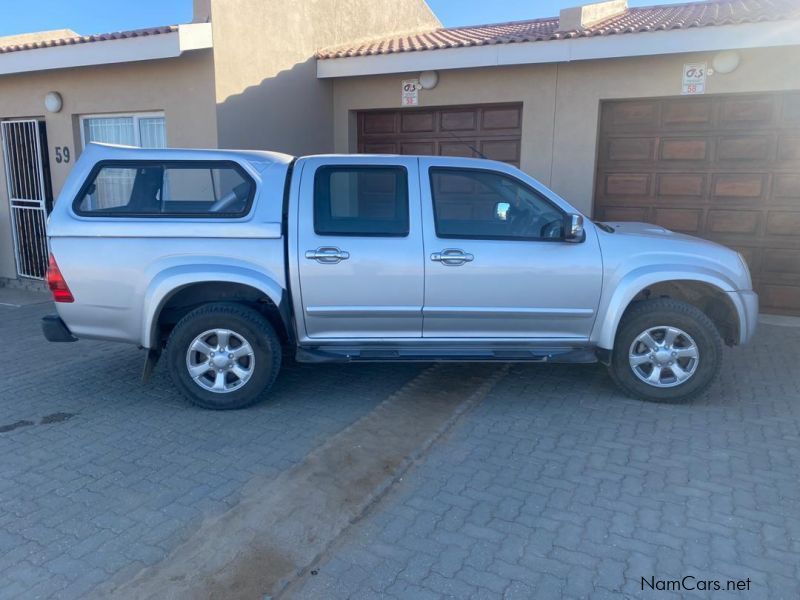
xmin=591 ymin=265 xmax=738 ymax=350
xmin=141 ymin=264 xmax=285 ymax=348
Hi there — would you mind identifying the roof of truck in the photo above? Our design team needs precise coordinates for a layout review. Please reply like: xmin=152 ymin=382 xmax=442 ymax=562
xmin=81 ymin=143 xmax=296 ymax=167
xmin=81 ymin=145 xmax=453 ymax=165
xmin=80 ymin=145 xmax=515 ymax=170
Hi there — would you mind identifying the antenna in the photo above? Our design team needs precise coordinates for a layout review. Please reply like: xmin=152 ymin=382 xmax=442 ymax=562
xmin=442 ymin=129 xmax=488 ymax=160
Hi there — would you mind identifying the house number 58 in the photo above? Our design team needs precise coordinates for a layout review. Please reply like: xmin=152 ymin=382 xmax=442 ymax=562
xmin=54 ymin=146 xmax=70 ymax=163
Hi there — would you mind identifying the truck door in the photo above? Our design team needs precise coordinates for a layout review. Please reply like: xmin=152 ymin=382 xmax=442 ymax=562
xmin=294 ymin=157 xmax=424 ymax=339
xmin=419 ymin=158 xmax=603 ymax=340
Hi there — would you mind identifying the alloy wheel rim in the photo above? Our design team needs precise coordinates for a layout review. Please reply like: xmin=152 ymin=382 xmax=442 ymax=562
xmin=628 ymin=325 xmax=699 ymax=388
xmin=185 ymin=328 xmax=255 ymax=393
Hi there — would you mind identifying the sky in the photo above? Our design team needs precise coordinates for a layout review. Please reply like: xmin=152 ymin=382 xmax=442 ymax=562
xmin=0 ymin=0 xmax=681 ymax=37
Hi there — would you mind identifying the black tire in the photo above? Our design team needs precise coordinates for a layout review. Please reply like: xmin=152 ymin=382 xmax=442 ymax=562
xmin=608 ymin=298 xmax=722 ymax=403
xmin=166 ymin=302 xmax=281 ymax=410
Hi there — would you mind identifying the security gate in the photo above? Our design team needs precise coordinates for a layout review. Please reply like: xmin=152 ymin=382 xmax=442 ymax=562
xmin=1 ymin=119 xmax=52 ymax=279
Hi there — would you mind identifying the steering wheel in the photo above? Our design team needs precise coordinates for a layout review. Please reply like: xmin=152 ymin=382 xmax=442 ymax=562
xmin=540 ymin=218 xmax=563 ymax=239
xmin=209 ymin=189 xmax=240 ymax=213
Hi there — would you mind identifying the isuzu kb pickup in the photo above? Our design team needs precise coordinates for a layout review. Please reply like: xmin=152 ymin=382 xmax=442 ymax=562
xmin=42 ymin=143 xmax=758 ymax=409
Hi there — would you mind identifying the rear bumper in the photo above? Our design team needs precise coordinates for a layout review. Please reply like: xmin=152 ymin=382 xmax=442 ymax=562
xmin=728 ymin=290 xmax=758 ymax=345
xmin=42 ymin=315 xmax=78 ymax=342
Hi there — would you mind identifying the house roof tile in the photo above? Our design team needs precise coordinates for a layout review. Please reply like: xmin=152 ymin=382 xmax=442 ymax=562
xmin=317 ymin=0 xmax=800 ymax=59
xmin=0 ymin=25 xmax=179 ymax=55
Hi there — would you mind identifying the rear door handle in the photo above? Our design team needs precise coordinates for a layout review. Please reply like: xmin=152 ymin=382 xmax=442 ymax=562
xmin=305 ymin=247 xmax=350 ymax=264
xmin=431 ymin=248 xmax=474 ymax=266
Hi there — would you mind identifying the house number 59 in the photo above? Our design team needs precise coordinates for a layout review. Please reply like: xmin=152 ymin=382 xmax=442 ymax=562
xmin=54 ymin=146 xmax=70 ymax=163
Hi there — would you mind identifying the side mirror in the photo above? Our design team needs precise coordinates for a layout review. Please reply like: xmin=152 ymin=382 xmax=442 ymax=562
xmin=564 ymin=213 xmax=585 ymax=243
xmin=494 ymin=201 xmax=510 ymax=221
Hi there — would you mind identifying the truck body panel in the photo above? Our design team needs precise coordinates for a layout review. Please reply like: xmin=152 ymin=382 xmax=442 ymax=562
xmin=43 ymin=143 xmax=758 ymax=407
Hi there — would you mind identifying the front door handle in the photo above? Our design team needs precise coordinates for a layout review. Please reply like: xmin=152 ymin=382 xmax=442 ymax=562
xmin=305 ymin=247 xmax=350 ymax=264
xmin=431 ymin=248 xmax=474 ymax=266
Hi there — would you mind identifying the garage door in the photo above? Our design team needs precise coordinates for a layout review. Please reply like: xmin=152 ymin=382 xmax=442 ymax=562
xmin=357 ymin=103 xmax=522 ymax=167
xmin=595 ymin=92 xmax=800 ymax=315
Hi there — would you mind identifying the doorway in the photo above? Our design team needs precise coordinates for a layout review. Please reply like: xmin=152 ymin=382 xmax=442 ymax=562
xmin=1 ymin=119 xmax=53 ymax=279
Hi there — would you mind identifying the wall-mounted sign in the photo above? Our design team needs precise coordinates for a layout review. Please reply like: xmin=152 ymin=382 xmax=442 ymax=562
xmin=402 ymin=79 xmax=420 ymax=106
xmin=682 ymin=63 xmax=707 ymax=95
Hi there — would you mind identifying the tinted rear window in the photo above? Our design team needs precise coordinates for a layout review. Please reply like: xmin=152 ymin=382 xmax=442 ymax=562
xmin=74 ymin=161 xmax=254 ymax=217
xmin=313 ymin=166 xmax=409 ymax=236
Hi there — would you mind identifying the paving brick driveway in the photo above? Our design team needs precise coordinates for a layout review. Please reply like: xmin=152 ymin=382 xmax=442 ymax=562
xmin=295 ymin=323 xmax=800 ymax=599
xmin=2 ymin=293 xmax=799 ymax=599
xmin=0 ymin=298 xmax=424 ymax=599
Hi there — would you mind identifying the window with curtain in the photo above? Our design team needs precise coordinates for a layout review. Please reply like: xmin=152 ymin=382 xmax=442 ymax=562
xmin=82 ymin=114 xmax=166 ymax=208
xmin=82 ymin=114 xmax=166 ymax=148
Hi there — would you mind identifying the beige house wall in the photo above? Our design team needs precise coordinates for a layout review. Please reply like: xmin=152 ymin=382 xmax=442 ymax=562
xmin=331 ymin=45 xmax=800 ymax=215
xmin=0 ymin=50 xmax=217 ymax=279
xmin=208 ymin=0 xmax=440 ymax=155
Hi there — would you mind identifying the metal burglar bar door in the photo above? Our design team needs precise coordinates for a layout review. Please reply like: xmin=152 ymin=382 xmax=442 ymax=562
xmin=1 ymin=120 xmax=50 ymax=279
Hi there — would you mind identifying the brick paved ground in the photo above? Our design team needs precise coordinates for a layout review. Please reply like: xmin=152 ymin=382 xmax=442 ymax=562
xmin=0 ymin=299 xmax=424 ymax=599
xmin=293 ymin=323 xmax=800 ymax=599
xmin=3 ymin=291 xmax=800 ymax=599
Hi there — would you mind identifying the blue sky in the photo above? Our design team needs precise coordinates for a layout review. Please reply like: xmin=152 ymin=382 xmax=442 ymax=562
xmin=0 ymin=0 xmax=680 ymax=36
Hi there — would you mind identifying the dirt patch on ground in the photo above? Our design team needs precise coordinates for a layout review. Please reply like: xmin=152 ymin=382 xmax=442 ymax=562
xmin=104 ymin=363 xmax=508 ymax=600
xmin=0 ymin=412 xmax=76 ymax=433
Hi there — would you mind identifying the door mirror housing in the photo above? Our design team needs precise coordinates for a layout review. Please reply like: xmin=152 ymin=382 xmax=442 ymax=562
xmin=564 ymin=213 xmax=585 ymax=243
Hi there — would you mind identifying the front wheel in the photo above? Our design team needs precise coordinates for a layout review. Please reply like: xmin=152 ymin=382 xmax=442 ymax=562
xmin=166 ymin=302 xmax=282 ymax=410
xmin=608 ymin=298 xmax=722 ymax=403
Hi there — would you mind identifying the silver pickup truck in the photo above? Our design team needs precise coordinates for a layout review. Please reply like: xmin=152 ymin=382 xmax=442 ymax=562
xmin=42 ymin=143 xmax=758 ymax=409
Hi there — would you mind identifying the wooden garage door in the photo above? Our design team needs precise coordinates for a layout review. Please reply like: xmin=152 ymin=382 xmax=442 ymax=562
xmin=595 ymin=92 xmax=800 ymax=315
xmin=357 ymin=103 xmax=522 ymax=167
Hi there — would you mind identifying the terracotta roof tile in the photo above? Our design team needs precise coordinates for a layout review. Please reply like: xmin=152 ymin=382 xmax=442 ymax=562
xmin=0 ymin=25 xmax=179 ymax=55
xmin=317 ymin=0 xmax=800 ymax=59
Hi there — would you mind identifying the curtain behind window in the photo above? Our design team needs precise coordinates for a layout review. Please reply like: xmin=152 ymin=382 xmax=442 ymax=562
xmin=84 ymin=117 xmax=136 ymax=146
xmin=83 ymin=116 xmax=166 ymax=209
xmin=138 ymin=118 xmax=167 ymax=149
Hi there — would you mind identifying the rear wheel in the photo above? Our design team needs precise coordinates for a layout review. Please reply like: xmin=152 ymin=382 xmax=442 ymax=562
xmin=166 ymin=302 xmax=281 ymax=410
xmin=609 ymin=298 xmax=722 ymax=403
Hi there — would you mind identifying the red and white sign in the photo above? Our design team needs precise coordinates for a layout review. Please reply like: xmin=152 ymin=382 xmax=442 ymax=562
xmin=682 ymin=63 xmax=707 ymax=95
xmin=401 ymin=79 xmax=420 ymax=106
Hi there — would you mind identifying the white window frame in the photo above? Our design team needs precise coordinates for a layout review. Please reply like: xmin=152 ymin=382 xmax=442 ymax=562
xmin=79 ymin=111 xmax=166 ymax=148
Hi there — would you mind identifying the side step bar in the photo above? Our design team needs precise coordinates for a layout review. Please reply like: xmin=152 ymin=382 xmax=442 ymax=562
xmin=296 ymin=346 xmax=598 ymax=364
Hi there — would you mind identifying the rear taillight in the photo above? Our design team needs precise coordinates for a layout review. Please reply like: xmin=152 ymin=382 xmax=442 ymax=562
xmin=47 ymin=254 xmax=74 ymax=303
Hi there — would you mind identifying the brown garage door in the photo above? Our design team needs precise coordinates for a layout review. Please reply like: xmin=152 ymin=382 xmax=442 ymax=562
xmin=595 ymin=92 xmax=800 ymax=315
xmin=357 ymin=103 xmax=522 ymax=166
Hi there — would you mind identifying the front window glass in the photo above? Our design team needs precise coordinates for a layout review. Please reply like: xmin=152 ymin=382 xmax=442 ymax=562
xmin=430 ymin=168 xmax=565 ymax=240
